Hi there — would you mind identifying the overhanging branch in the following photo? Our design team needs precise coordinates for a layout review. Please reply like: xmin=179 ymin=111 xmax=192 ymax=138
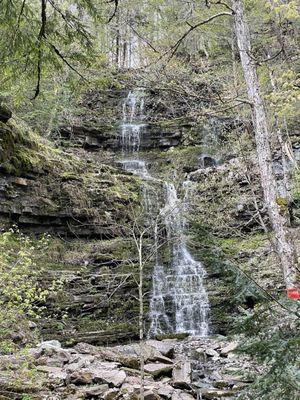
xmin=165 ymin=11 xmax=233 ymax=62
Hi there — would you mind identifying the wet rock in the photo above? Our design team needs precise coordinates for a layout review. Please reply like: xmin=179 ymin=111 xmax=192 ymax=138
xmin=172 ymin=361 xmax=191 ymax=389
xmin=144 ymin=363 xmax=173 ymax=377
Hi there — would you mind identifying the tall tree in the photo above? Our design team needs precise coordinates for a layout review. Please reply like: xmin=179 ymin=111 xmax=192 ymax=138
xmin=232 ymin=0 xmax=299 ymax=293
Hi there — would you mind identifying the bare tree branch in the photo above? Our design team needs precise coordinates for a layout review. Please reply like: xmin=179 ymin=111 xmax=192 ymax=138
xmin=107 ymin=0 xmax=119 ymax=24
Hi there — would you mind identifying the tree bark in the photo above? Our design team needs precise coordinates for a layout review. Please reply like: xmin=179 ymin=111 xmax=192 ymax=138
xmin=138 ymin=235 xmax=144 ymax=400
xmin=232 ymin=0 xmax=298 ymax=290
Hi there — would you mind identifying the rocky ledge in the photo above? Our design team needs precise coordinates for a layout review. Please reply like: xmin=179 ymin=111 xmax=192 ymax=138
xmin=0 ymin=337 xmax=258 ymax=399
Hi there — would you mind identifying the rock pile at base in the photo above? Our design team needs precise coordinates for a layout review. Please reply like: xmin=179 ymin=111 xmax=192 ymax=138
xmin=0 ymin=336 xmax=258 ymax=399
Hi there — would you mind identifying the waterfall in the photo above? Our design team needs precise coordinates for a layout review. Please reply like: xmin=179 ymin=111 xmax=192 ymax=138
xmin=119 ymin=90 xmax=209 ymax=337
xmin=162 ymin=182 xmax=209 ymax=336
xmin=120 ymin=90 xmax=145 ymax=154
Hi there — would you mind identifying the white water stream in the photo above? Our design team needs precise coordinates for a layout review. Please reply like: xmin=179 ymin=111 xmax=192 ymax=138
xmin=119 ymin=90 xmax=209 ymax=337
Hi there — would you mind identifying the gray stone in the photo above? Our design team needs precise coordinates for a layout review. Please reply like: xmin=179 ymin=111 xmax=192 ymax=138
xmin=144 ymin=389 xmax=160 ymax=400
xmin=220 ymin=342 xmax=238 ymax=356
xmin=82 ymin=384 xmax=109 ymax=396
xmin=100 ymin=343 xmax=173 ymax=370
xmin=205 ymin=348 xmax=219 ymax=358
xmin=65 ymin=355 xmax=95 ymax=373
xmin=144 ymin=363 xmax=173 ymax=377
xmin=200 ymin=388 xmax=236 ymax=399
xmin=103 ymin=388 xmax=120 ymax=400
xmin=171 ymin=390 xmax=194 ymax=400
xmin=172 ymin=361 xmax=191 ymax=388
xmin=74 ymin=342 xmax=99 ymax=354
xmin=70 ymin=370 xmax=94 ymax=384
xmin=36 ymin=366 xmax=67 ymax=383
xmin=146 ymin=340 xmax=177 ymax=358
xmin=157 ymin=384 xmax=174 ymax=399
xmin=87 ymin=362 xmax=126 ymax=387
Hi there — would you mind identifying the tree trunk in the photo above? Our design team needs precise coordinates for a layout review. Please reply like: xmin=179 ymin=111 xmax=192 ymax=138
xmin=138 ymin=237 xmax=144 ymax=400
xmin=232 ymin=0 xmax=298 ymax=291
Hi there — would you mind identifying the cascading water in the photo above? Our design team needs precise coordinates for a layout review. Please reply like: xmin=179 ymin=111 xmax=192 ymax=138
xmin=162 ymin=182 xmax=209 ymax=336
xmin=120 ymin=90 xmax=145 ymax=154
xmin=119 ymin=90 xmax=209 ymax=337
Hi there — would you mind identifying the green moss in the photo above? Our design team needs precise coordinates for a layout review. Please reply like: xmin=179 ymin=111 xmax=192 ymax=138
xmin=218 ymin=234 xmax=267 ymax=256
xmin=292 ymin=170 xmax=300 ymax=200
xmin=0 ymin=119 xmax=81 ymax=176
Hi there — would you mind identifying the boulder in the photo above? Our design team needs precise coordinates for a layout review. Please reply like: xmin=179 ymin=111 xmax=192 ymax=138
xmin=70 ymin=370 xmax=93 ymax=384
xmin=65 ymin=354 xmax=95 ymax=373
xmin=12 ymin=177 xmax=28 ymax=187
xmin=78 ymin=384 xmax=109 ymax=397
xmin=36 ymin=366 xmax=67 ymax=384
xmin=172 ymin=362 xmax=191 ymax=389
xmin=87 ymin=361 xmax=126 ymax=387
xmin=103 ymin=388 xmax=120 ymax=400
xmin=220 ymin=342 xmax=238 ymax=356
xmin=36 ymin=342 xmax=70 ymax=367
xmin=157 ymin=384 xmax=174 ymax=399
xmin=171 ymin=390 xmax=194 ymax=400
xmin=144 ymin=363 xmax=173 ymax=377
xmin=146 ymin=340 xmax=176 ymax=358
xmin=74 ymin=342 xmax=99 ymax=355
xmin=100 ymin=343 xmax=173 ymax=369
xmin=144 ymin=389 xmax=160 ymax=400
xmin=200 ymin=388 xmax=236 ymax=399
xmin=205 ymin=348 xmax=219 ymax=358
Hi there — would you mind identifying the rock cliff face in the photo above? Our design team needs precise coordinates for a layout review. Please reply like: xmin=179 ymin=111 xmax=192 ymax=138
xmin=1 ymin=86 xmax=299 ymax=348
xmin=0 ymin=117 xmax=143 ymax=344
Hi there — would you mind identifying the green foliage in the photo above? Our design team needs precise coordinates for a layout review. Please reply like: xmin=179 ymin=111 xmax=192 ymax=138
xmin=0 ymin=229 xmax=51 ymax=353
xmin=237 ymin=299 xmax=300 ymax=400
xmin=0 ymin=0 xmax=106 ymax=101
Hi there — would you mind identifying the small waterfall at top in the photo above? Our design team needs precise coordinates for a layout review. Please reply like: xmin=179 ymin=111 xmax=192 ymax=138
xmin=119 ymin=90 xmax=209 ymax=337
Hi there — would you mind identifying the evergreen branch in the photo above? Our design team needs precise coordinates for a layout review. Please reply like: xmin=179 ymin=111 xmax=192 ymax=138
xmin=49 ymin=43 xmax=88 ymax=82
xmin=48 ymin=0 xmax=92 ymax=45
xmin=32 ymin=0 xmax=47 ymax=100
